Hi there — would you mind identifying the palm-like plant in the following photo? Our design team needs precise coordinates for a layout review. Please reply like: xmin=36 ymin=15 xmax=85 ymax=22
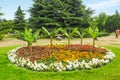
xmin=59 ymin=27 xmax=79 ymax=47
xmin=88 ymin=27 xmax=99 ymax=48
xmin=16 ymin=27 xmax=40 ymax=46
xmin=76 ymin=28 xmax=86 ymax=46
xmin=42 ymin=27 xmax=58 ymax=48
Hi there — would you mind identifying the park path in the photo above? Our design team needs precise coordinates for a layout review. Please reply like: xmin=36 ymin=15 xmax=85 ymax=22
xmin=0 ymin=33 xmax=120 ymax=47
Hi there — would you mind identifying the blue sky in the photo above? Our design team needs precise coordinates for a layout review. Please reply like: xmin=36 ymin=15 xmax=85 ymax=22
xmin=0 ymin=0 xmax=120 ymax=20
xmin=0 ymin=0 xmax=33 ymax=20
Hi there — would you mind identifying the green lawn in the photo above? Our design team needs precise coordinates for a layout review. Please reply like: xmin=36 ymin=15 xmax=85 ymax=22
xmin=0 ymin=46 xmax=120 ymax=80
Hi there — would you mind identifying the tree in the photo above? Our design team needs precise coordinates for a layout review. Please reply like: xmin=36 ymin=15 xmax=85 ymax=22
xmin=29 ymin=0 xmax=62 ymax=29
xmin=0 ymin=7 xmax=3 ymax=17
xmin=14 ymin=6 xmax=26 ymax=31
xmin=0 ymin=9 xmax=13 ymax=40
xmin=94 ymin=12 xmax=108 ymax=32
xmin=42 ymin=27 xmax=59 ymax=48
xmin=0 ymin=20 xmax=13 ymax=40
xmin=29 ymin=0 xmax=93 ymax=30
xmin=61 ymin=0 xmax=93 ymax=28
xmin=16 ymin=28 xmax=40 ymax=46
xmin=105 ymin=10 xmax=120 ymax=32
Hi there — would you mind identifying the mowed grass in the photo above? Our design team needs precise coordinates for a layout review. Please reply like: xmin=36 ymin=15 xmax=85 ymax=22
xmin=0 ymin=46 xmax=120 ymax=80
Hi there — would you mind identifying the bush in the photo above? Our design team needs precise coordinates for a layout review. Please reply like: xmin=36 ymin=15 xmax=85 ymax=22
xmin=0 ymin=34 xmax=4 ymax=40
xmin=98 ymin=33 xmax=110 ymax=37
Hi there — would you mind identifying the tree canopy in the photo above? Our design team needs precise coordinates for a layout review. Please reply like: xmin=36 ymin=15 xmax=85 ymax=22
xmin=14 ymin=6 xmax=26 ymax=31
xmin=29 ymin=0 xmax=93 ymax=30
xmin=105 ymin=10 xmax=120 ymax=32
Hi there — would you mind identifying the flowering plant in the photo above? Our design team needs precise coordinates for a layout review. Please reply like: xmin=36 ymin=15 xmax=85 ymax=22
xmin=7 ymin=45 xmax=115 ymax=72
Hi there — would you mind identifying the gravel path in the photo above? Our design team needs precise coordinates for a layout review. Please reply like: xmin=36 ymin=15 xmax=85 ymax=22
xmin=0 ymin=33 xmax=120 ymax=47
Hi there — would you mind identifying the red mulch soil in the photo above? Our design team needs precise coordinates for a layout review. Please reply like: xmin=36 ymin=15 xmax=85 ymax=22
xmin=16 ymin=44 xmax=108 ymax=62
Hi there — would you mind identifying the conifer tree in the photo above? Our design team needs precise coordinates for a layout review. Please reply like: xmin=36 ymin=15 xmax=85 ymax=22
xmin=14 ymin=6 xmax=26 ymax=31
xmin=29 ymin=0 xmax=93 ymax=30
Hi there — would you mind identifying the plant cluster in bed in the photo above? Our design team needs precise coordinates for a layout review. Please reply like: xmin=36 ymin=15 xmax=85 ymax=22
xmin=7 ymin=27 xmax=115 ymax=71
xmin=7 ymin=44 xmax=115 ymax=72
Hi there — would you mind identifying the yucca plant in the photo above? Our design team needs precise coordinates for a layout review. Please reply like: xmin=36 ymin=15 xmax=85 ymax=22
xmin=42 ymin=27 xmax=59 ymax=48
xmin=59 ymin=27 xmax=79 ymax=47
xmin=16 ymin=27 xmax=40 ymax=46
xmin=88 ymin=27 xmax=99 ymax=48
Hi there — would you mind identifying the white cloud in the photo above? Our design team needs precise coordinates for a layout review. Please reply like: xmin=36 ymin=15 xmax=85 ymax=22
xmin=87 ymin=0 xmax=120 ymax=10
xmin=84 ymin=0 xmax=120 ymax=16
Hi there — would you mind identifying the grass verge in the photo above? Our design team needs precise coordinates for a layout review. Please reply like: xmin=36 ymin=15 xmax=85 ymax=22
xmin=0 ymin=46 xmax=120 ymax=80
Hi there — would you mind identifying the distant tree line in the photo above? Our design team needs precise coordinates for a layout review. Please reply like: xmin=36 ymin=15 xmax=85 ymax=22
xmin=93 ymin=10 xmax=120 ymax=33
xmin=0 ymin=0 xmax=120 ymax=40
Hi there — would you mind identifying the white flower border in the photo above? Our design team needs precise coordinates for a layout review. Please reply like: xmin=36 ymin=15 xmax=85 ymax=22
xmin=7 ymin=47 xmax=115 ymax=72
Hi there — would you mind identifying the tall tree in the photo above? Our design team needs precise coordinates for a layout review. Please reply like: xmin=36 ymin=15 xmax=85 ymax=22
xmin=0 ymin=8 xmax=3 ymax=17
xmin=14 ymin=6 xmax=26 ymax=31
xmin=0 ymin=7 xmax=3 ymax=20
xmin=29 ymin=0 xmax=93 ymax=30
xmin=0 ymin=20 xmax=13 ymax=40
xmin=105 ymin=10 xmax=120 ymax=32
xmin=29 ymin=0 xmax=62 ymax=29
xmin=61 ymin=0 xmax=93 ymax=28
xmin=0 ymin=8 xmax=13 ymax=40
xmin=94 ymin=12 xmax=108 ymax=32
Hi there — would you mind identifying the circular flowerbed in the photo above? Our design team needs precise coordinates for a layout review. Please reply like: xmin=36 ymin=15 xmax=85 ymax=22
xmin=7 ymin=44 xmax=115 ymax=71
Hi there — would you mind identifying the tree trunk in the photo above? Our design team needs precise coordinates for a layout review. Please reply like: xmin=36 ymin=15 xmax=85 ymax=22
xmin=28 ymin=42 xmax=32 ymax=46
xmin=93 ymin=38 xmax=95 ymax=53
xmin=81 ymin=37 xmax=83 ymax=46
xmin=68 ymin=37 xmax=70 ymax=50
xmin=50 ymin=37 xmax=53 ymax=48
xmin=28 ymin=42 xmax=33 ymax=55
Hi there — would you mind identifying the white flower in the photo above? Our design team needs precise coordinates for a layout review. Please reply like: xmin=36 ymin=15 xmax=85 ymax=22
xmin=92 ymin=58 xmax=99 ymax=65
xmin=27 ymin=61 xmax=31 ymax=66
xmin=73 ymin=60 xmax=80 ymax=68
xmin=84 ymin=63 xmax=91 ymax=69
xmin=66 ymin=64 xmax=72 ymax=70
xmin=104 ymin=52 xmax=115 ymax=60
xmin=103 ymin=60 xmax=110 ymax=64
xmin=56 ymin=66 xmax=62 ymax=71
xmin=73 ymin=63 xmax=79 ymax=68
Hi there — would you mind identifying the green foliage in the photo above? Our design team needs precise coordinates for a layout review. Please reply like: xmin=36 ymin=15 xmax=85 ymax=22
xmin=88 ymin=26 xmax=99 ymax=49
xmin=0 ymin=8 xmax=3 ymax=16
xmin=105 ymin=10 xmax=120 ymax=32
xmin=42 ymin=27 xmax=58 ymax=37
xmin=59 ymin=27 xmax=79 ymax=38
xmin=0 ymin=20 xmax=13 ymax=40
xmin=29 ymin=0 xmax=93 ymax=30
xmin=42 ymin=27 xmax=58 ymax=47
xmin=14 ymin=6 xmax=26 ymax=31
xmin=29 ymin=0 xmax=61 ymax=29
xmin=88 ymin=27 xmax=99 ymax=39
xmin=80 ymin=29 xmax=88 ymax=38
xmin=16 ymin=28 xmax=40 ymax=46
xmin=76 ymin=28 xmax=87 ymax=45
xmin=59 ymin=27 xmax=79 ymax=46
xmin=62 ymin=0 xmax=94 ymax=28
xmin=93 ymin=10 xmax=120 ymax=33
xmin=94 ymin=12 xmax=108 ymax=32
